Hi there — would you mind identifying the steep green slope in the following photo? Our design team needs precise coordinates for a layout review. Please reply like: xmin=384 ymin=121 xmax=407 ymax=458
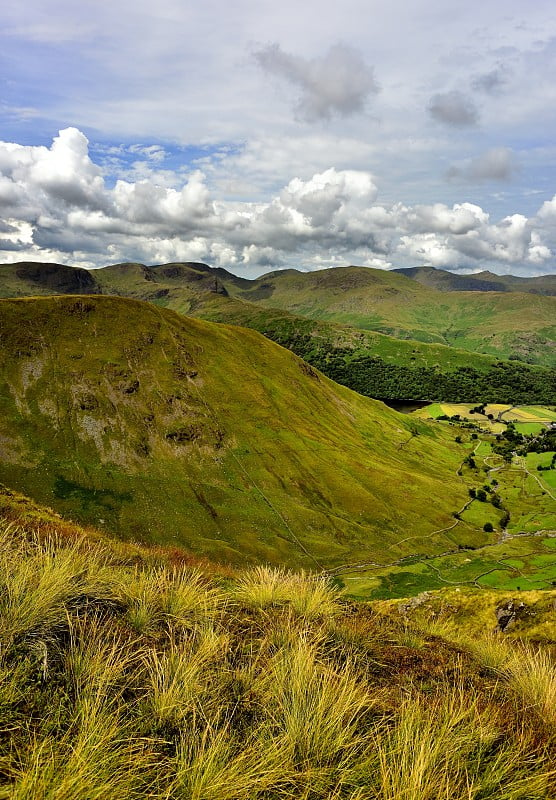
xmin=92 ymin=262 xmax=556 ymax=399
xmin=0 ymin=261 xmax=100 ymax=296
xmin=0 ymin=295 xmax=479 ymax=568
xmin=187 ymin=296 xmax=556 ymax=404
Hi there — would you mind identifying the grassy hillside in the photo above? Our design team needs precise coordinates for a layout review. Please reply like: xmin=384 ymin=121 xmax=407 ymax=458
xmin=0 ymin=261 xmax=99 ymax=296
xmin=0 ymin=295 xmax=477 ymax=568
xmin=189 ymin=294 xmax=556 ymax=404
xmin=0 ymin=506 xmax=554 ymax=799
xmin=3 ymin=260 xmax=556 ymax=389
xmin=231 ymin=266 xmax=556 ymax=366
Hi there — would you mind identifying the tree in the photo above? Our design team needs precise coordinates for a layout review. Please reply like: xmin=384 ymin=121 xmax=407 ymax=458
xmin=483 ymin=522 xmax=494 ymax=532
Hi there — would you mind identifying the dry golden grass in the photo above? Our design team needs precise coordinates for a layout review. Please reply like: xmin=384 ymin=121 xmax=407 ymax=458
xmin=0 ymin=517 xmax=554 ymax=799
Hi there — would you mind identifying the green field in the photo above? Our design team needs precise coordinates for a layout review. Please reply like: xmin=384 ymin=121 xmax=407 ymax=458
xmin=342 ymin=533 xmax=556 ymax=600
xmin=514 ymin=422 xmax=546 ymax=434
xmin=416 ymin=402 xmax=556 ymax=426
xmin=338 ymin=407 xmax=556 ymax=599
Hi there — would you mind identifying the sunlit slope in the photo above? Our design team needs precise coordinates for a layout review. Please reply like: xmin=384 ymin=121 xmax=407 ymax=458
xmin=4 ymin=260 xmax=510 ymax=375
xmin=3 ymin=260 xmax=555 ymax=367
xmin=233 ymin=266 xmax=556 ymax=365
xmin=0 ymin=295 xmax=469 ymax=567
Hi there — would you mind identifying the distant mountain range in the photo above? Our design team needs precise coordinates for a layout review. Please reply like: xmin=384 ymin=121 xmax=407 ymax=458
xmin=1 ymin=260 xmax=555 ymax=391
xmin=394 ymin=266 xmax=556 ymax=295
xmin=2 ymin=260 xmax=555 ymax=297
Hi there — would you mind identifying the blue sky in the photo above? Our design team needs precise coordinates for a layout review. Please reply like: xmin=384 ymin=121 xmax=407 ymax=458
xmin=1 ymin=0 xmax=555 ymax=275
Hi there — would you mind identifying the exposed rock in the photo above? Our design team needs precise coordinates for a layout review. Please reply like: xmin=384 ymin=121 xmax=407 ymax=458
xmin=122 ymin=380 xmax=139 ymax=395
xmin=398 ymin=591 xmax=432 ymax=616
xmin=166 ymin=425 xmax=202 ymax=443
xmin=299 ymin=361 xmax=320 ymax=379
xmin=495 ymin=599 xmax=530 ymax=632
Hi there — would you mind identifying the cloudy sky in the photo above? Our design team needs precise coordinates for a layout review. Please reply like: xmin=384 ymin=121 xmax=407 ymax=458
xmin=1 ymin=0 xmax=555 ymax=276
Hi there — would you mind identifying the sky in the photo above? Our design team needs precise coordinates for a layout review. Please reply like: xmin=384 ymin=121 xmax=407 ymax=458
xmin=1 ymin=0 xmax=555 ymax=276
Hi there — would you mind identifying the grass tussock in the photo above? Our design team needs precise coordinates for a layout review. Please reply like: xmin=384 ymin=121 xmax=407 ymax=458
xmin=0 ymin=517 xmax=554 ymax=799
xmin=504 ymin=646 xmax=556 ymax=728
xmin=233 ymin=565 xmax=343 ymax=617
xmin=360 ymin=688 xmax=551 ymax=800
xmin=120 ymin=565 xmax=226 ymax=633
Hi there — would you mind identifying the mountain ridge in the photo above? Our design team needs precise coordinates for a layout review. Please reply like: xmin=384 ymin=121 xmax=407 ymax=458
xmin=2 ymin=259 xmax=556 ymax=372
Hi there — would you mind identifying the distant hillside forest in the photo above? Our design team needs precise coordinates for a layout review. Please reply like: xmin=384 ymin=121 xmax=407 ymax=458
xmin=267 ymin=332 xmax=556 ymax=404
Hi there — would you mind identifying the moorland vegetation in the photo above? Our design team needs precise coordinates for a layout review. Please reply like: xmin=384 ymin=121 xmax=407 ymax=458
xmin=0 ymin=504 xmax=554 ymax=800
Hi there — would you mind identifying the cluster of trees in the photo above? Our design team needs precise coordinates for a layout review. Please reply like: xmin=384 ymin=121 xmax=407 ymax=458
xmin=492 ymin=422 xmax=556 ymax=461
xmin=521 ymin=426 xmax=556 ymax=455
xmin=310 ymin=352 xmax=556 ymax=403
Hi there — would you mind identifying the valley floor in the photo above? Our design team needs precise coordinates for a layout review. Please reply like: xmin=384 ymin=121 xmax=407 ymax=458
xmin=339 ymin=405 xmax=556 ymax=599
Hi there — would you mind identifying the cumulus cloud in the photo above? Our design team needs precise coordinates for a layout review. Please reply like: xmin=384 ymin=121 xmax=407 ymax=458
xmin=253 ymin=43 xmax=378 ymax=122
xmin=446 ymin=147 xmax=518 ymax=182
xmin=428 ymin=90 xmax=479 ymax=127
xmin=0 ymin=128 xmax=553 ymax=275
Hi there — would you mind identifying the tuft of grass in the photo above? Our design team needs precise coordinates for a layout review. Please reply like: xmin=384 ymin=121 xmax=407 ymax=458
xmin=233 ymin=565 xmax=343 ymax=618
xmin=433 ymin=628 xmax=556 ymax=729
xmin=358 ymin=687 xmax=551 ymax=800
xmin=172 ymin=727 xmax=284 ymax=800
xmin=232 ymin=565 xmax=287 ymax=609
xmin=143 ymin=628 xmax=229 ymax=732
xmin=8 ymin=708 xmax=152 ymax=800
xmin=461 ymin=632 xmax=513 ymax=674
xmin=0 ymin=529 xmax=117 ymax=651
xmin=160 ymin=567 xmax=226 ymax=625
xmin=256 ymin=636 xmax=372 ymax=770
xmin=64 ymin=615 xmax=135 ymax=713
xmin=121 ymin=565 xmax=225 ymax=634
xmin=505 ymin=646 xmax=556 ymax=728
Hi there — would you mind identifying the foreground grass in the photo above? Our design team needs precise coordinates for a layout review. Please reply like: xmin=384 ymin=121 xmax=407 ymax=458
xmin=0 ymin=517 xmax=554 ymax=799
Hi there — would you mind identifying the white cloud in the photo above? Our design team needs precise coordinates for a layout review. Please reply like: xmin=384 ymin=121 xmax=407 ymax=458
xmin=0 ymin=128 xmax=553 ymax=275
